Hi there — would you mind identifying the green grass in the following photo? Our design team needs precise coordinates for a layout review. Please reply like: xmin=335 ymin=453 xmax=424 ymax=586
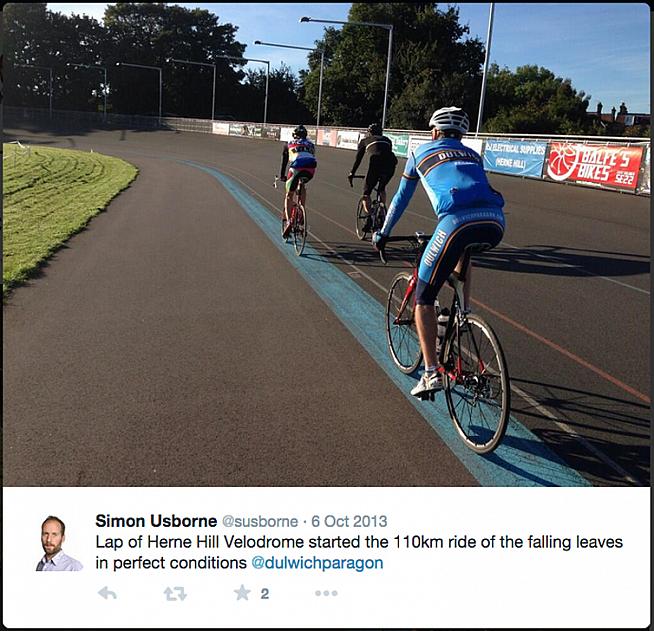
xmin=3 ymin=143 xmax=138 ymax=298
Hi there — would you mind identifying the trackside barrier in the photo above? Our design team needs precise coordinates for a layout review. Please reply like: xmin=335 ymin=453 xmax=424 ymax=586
xmin=4 ymin=106 xmax=649 ymax=196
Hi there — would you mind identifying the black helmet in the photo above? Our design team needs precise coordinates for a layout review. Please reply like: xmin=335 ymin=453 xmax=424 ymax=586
xmin=293 ymin=124 xmax=308 ymax=139
xmin=367 ymin=123 xmax=382 ymax=135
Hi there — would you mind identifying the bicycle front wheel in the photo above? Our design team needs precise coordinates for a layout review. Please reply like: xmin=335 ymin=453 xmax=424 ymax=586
xmin=386 ymin=272 xmax=422 ymax=374
xmin=355 ymin=198 xmax=370 ymax=241
xmin=292 ymin=203 xmax=307 ymax=256
xmin=443 ymin=314 xmax=510 ymax=454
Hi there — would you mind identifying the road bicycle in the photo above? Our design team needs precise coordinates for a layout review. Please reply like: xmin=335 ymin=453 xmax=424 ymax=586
xmin=274 ymin=175 xmax=307 ymax=256
xmin=379 ymin=232 xmax=510 ymax=454
xmin=348 ymin=174 xmax=387 ymax=241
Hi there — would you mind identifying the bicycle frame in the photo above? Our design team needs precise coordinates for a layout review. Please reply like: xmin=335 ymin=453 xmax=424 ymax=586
xmin=274 ymin=175 xmax=305 ymax=221
xmin=291 ymin=180 xmax=305 ymax=219
xmin=383 ymin=234 xmax=476 ymax=376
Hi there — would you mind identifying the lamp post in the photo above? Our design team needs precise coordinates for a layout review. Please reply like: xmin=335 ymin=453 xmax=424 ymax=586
xmin=300 ymin=15 xmax=393 ymax=130
xmin=253 ymin=40 xmax=325 ymax=128
xmin=17 ymin=63 xmax=53 ymax=118
xmin=67 ymin=62 xmax=107 ymax=121
xmin=217 ymin=54 xmax=270 ymax=124
xmin=115 ymin=62 xmax=162 ymax=124
xmin=476 ymin=3 xmax=495 ymax=135
xmin=166 ymin=58 xmax=216 ymax=120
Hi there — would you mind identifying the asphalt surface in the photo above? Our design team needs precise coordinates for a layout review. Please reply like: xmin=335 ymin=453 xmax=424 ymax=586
xmin=3 ymin=123 xmax=650 ymax=486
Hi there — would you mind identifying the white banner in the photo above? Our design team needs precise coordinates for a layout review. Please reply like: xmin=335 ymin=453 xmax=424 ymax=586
xmin=462 ymin=137 xmax=484 ymax=154
xmin=280 ymin=127 xmax=295 ymax=142
xmin=212 ymin=122 xmax=230 ymax=136
xmin=408 ymin=135 xmax=431 ymax=156
xmin=336 ymin=130 xmax=361 ymax=150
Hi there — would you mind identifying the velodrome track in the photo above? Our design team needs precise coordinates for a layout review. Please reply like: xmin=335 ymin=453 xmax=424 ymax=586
xmin=3 ymin=124 xmax=650 ymax=487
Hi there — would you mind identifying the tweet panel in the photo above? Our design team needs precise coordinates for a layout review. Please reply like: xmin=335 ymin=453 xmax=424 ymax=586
xmin=3 ymin=487 xmax=650 ymax=628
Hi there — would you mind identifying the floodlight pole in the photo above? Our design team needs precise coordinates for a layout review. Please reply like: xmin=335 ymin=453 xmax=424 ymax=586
xmin=476 ymin=3 xmax=495 ymax=135
xmin=300 ymin=16 xmax=393 ymax=129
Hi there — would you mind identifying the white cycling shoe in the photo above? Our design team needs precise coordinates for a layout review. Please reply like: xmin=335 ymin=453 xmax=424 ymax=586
xmin=410 ymin=371 xmax=443 ymax=398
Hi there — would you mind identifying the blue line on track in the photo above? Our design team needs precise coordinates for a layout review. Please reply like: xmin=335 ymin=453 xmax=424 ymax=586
xmin=183 ymin=160 xmax=590 ymax=487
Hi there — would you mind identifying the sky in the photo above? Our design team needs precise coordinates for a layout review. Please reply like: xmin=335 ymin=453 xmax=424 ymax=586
xmin=47 ymin=2 xmax=651 ymax=113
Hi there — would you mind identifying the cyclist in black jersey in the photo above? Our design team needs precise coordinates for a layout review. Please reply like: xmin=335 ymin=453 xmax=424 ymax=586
xmin=348 ymin=123 xmax=398 ymax=216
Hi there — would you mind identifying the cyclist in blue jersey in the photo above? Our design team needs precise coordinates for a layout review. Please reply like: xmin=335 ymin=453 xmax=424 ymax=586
xmin=373 ymin=107 xmax=505 ymax=398
xmin=280 ymin=124 xmax=317 ymax=238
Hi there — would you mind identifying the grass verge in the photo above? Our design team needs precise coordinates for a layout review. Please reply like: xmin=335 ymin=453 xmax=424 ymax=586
xmin=3 ymin=142 xmax=138 ymax=298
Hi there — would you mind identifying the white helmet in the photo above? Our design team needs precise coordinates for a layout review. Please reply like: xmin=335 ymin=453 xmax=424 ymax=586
xmin=428 ymin=106 xmax=470 ymax=134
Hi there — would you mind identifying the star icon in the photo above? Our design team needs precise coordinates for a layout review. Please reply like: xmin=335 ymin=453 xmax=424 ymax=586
xmin=234 ymin=584 xmax=251 ymax=601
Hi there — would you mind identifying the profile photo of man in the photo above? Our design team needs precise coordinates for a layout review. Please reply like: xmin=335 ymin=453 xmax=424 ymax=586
xmin=36 ymin=516 xmax=83 ymax=571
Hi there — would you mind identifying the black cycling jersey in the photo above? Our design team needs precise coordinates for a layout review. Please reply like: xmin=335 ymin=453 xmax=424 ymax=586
xmin=350 ymin=134 xmax=397 ymax=175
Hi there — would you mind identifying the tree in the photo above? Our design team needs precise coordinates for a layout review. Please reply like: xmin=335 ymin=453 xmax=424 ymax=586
xmin=482 ymin=64 xmax=592 ymax=134
xmin=300 ymin=3 xmax=485 ymax=129
xmin=103 ymin=3 xmax=245 ymax=117
xmin=241 ymin=63 xmax=312 ymax=124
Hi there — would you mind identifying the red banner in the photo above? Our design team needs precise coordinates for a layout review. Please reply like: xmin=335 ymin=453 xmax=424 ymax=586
xmin=546 ymin=143 xmax=643 ymax=190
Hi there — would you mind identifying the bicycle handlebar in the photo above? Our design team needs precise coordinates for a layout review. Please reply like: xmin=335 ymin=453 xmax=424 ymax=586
xmin=348 ymin=174 xmax=364 ymax=188
xmin=376 ymin=233 xmax=434 ymax=265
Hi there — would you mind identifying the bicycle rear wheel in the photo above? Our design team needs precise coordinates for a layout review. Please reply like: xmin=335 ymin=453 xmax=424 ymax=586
xmin=355 ymin=198 xmax=371 ymax=240
xmin=292 ymin=202 xmax=307 ymax=256
xmin=374 ymin=201 xmax=387 ymax=232
xmin=442 ymin=314 xmax=510 ymax=454
xmin=386 ymin=272 xmax=422 ymax=374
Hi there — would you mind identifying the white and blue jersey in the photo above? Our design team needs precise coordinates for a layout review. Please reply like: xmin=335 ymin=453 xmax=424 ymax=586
xmin=381 ymin=137 xmax=506 ymax=305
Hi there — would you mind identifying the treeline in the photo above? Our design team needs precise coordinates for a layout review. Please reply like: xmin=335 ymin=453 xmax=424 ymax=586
xmin=3 ymin=3 xmax=648 ymax=137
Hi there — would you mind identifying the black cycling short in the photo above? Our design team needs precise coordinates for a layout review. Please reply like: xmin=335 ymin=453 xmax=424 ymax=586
xmin=363 ymin=161 xmax=396 ymax=196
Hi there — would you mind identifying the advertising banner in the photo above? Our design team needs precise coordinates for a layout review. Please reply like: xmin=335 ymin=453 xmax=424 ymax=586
xmin=637 ymin=145 xmax=650 ymax=195
xmin=337 ymin=130 xmax=361 ymax=150
xmin=261 ymin=126 xmax=281 ymax=141
xmin=212 ymin=122 xmax=230 ymax=136
xmin=317 ymin=128 xmax=338 ymax=147
xmin=228 ymin=123 xmax=257 ymax=137
xmin=408 ymin=135 xmax=431 ymax=156
xmin=385 ymin=132 xmax=409 ymax=158
xmin=280 ymin=127 xmax=295 ymax=142
xmin=545 ymin=142 xmax=644 ymax=191
xmin=483 ymin=139 xmax=547 ymax=178
xmin=462 ymin=137 xmax=484 ymax=155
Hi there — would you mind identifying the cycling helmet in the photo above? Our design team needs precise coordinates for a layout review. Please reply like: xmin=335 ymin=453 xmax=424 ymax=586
xmin=292 ymin=124 xmax=308 ymax=139
xmin=367 ymin=123 xmax=382 ymax=135
xmin=428 ymin=106 xmax=470 ymax=134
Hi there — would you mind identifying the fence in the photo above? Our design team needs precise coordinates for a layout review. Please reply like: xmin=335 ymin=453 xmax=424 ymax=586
xmin=4 ymin=105 xmax=650 ymax=196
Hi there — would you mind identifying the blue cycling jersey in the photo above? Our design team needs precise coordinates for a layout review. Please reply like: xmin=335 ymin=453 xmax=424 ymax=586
xmin=381 ymin=137 xmax=504 ymax=236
